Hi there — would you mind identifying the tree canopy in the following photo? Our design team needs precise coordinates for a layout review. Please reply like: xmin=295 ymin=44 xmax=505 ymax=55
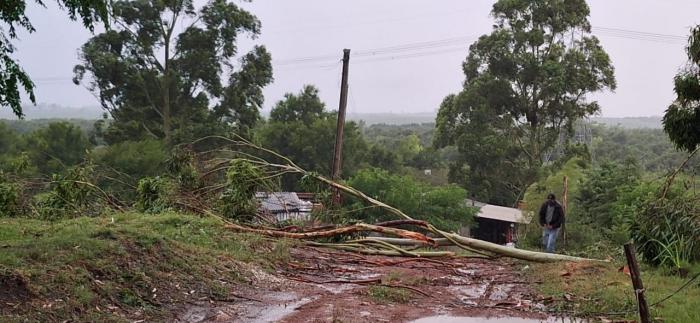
xmin=73 ymin=0 xmax=272 ymax=143
xmin=1 ymin=0 xmax=109 ymax=118
xmin=663 ymin=25 xmax=700 ymax=152
xmin=434 ymin=0 xmax=616 ymax=204
xmin=258 ymin=85 xmax=367 ymax=189
xmin=269 ymin=85 xmax=328 ymax=123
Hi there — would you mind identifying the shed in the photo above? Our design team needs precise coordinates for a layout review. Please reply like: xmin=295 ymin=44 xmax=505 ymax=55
xmin=467 ymin=199 xmax=530 ymax=245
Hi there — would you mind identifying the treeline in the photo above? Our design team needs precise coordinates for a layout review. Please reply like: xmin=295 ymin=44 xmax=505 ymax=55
xmin=0 ymin=84 xmax=473 ymax=231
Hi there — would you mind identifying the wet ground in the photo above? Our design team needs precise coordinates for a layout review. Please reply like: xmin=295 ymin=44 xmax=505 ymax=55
xmin=176 ymin=246 xmax=575 ymax=322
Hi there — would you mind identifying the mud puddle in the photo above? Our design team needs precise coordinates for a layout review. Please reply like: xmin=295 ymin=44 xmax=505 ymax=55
xmin=412 ymin=315 xmax=583 ymax=323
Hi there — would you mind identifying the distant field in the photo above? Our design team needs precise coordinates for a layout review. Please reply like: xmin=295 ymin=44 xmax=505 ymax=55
xmin=2 ymin=105 xmax=663 ymax=129
xmin=349 ymin=113 xmax=663 ymax=128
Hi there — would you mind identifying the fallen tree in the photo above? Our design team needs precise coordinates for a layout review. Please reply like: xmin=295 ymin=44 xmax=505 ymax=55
xmin=187 ymin=135 xmax=604 ymax=263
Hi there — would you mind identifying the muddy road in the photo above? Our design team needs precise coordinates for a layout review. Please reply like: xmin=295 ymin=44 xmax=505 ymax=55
xmin=176 ymin=246 xmax=573 ymax=322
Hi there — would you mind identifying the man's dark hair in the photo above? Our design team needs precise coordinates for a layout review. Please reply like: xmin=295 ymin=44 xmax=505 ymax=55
xmin=547 ymin=193 xmax=556 ymax=200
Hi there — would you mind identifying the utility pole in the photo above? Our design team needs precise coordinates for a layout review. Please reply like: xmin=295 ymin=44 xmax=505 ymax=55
xmin=331 ymin=49 xmax=351 ymax=206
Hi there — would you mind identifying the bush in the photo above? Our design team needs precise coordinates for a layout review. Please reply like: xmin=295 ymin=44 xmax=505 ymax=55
xmin=0 ymin=176 xmax=21 ymax=217
xmin=628 ymin=193 xmax=700 ymax=268
xmin=136 ymin=177 xmax=175 ymax=214
xmin=345 ymin=168 xmax=475 ymax=231
xmin=35 ymin=165 xmax=97 ymax=220
xmin=219 ymin=160 xmax=272 ymax=222
xmin=166 ymin=147 xmax=200 ymax=190
xmin=576 ymin=161 xmax=640 ymax=231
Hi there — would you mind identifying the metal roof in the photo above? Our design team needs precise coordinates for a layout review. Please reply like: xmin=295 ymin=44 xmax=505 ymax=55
xmin=255 ymin=192 xmax=312 ymax=214
xmin=476 ymin=204 xmax=530 ymax=224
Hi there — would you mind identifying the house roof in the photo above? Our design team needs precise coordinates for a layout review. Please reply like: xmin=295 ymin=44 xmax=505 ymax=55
xmin=255 ymin=192 xmax=312 ymax=214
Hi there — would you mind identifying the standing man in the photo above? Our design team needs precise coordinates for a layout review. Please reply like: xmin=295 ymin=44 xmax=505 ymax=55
xmin=539 ymin=193 xmax=564 ymax=253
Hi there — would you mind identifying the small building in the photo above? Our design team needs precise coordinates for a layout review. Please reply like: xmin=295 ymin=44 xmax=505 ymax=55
xmin=466 ymin=199 xmax=531 ymax=245
xmin=255 ymin=192 xmax=313 ymax=222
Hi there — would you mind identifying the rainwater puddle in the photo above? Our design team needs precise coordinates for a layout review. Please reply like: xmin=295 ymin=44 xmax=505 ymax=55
xmin=449 ymin=282 xmax=488 ymax=299
xmin=179 ymin=292 xmax=316 ymax=323
xmin=489 ymin=284 xmax=514 ymax=301
xmin=249 ymin=297 xmax=314 ymax=322
xmin=411 ymin=316 xmax=583 ymax=323
xmin=317 ymin=283 xmax=355 ymax=294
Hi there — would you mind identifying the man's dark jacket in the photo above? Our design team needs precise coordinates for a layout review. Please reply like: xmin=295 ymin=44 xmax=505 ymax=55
xmin=538 ymin=200 xmax=565 ymax=229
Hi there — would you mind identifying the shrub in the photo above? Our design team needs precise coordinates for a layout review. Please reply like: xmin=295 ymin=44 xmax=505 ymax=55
xmin=35 ymin=165 xmax=97 ymax=220
xmin=345 ymin=168 xmax=475 ymax=231
xmin=0 ymin=175 xmax=21 ymax=217
xmin=219 ymin=160 xmax=271 ymax=222
xmin=629 ymin=194 xmax=700 ymax=267
xmin=166 ymin=147 xmax=199 ymax=190
xmin=136 ymin=177 xmax=175 ymax=214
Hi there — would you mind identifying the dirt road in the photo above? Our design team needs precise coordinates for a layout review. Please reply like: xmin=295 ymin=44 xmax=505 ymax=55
xmin=177 ymin=246 xmax=564 ymax=322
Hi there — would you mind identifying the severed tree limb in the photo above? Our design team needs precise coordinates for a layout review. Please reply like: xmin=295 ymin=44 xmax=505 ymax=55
xmin=441 ymin=232 xmax=598 ymax=263
xmin=352 ymin=238 xmax=422 ymax=257
xmin=306 ymin=242 xmax=454 ymax=258
xmin=374 ymin=219 xmax=431 ymax=229
xmin=225 ymin=222 xmax=435 ymax=244
xmin=360 ymin=237 xmax=452 ymax=247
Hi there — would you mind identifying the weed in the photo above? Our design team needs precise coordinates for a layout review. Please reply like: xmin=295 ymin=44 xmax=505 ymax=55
xmin=367 ymin=285 xmax=411 ymax=303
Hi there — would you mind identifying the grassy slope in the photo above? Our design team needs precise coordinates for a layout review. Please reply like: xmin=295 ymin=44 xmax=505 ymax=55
xmin=527 ymin=261 xmax=700 ymax=322
xmin=0 ymin=212 xmax=295 ymax=322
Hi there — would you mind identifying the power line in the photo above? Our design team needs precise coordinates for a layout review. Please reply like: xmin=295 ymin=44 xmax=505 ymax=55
xmin=31 ymin=26 xmax=690 ymax=80
xmin=273 ymin=26 xmax=687 ymax=68
xmin=273 ymin=35 xmax=474 ymax=66
xmin=594 ymin=26 xmax=686 ymax=41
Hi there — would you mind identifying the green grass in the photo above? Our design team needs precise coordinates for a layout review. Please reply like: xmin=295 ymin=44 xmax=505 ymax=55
xmin=526 ymin=261 xmax=700 ymax=322
xmin=0 ymin=211 xmax=296 ymax=322
xmin=367 ymin=285 xmax=411 ymax=303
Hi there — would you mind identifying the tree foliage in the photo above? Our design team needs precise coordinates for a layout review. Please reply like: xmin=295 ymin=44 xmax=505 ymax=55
xmin=24 ymin=122 xmax=91 ymax=175
xmin=269 ymin=85 xmax=327 ymax=124
xmin=1 ymin=0 xmax=109 ymax=117
xmin=73 ymin=0 xmax=272 ymax=143
xmin=575 ymin=160 xmax=639 ymax=237
xmin=435 ymin=0 xmax=615 ymax=204
xmin=663 ymin=25 xmax=700 ymax=152
xmin=346 ymin=168 xmax=475 ymax=231
xmin=590 ymin=125 xmax=694 ymax=172
xmin=258 ymin=86 xmax=367 ymax=189
xmin=219 ymin=160 xmax=269 ymax=222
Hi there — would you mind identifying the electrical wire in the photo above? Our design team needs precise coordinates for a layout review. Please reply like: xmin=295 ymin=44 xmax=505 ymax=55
xmin=31 ymin=26 xmax=689 ymax=80
xmin=649 ymin=271 xmax=700 ymax=307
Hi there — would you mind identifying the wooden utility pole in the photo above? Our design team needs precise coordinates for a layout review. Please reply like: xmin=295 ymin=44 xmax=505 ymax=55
xmin=331 ymin=49 xmax=351 ymax=205
xmin=624 ymin=243 xmax=651 ymax=323
xmin=562 ymin=176 xmax=568 ymax=246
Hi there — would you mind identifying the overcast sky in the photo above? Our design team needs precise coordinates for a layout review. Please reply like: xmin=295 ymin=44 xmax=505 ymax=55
xmin=13 ymin=0 xmax=700 ymax=117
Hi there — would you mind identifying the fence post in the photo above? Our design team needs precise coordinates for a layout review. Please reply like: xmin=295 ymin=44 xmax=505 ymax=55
xmin=624 ymin=243 xmax=651 ymax=323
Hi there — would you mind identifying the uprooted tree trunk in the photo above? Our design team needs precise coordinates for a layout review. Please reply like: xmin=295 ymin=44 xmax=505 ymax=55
xmin=189 ymin=135 xmax=604 ymax=263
